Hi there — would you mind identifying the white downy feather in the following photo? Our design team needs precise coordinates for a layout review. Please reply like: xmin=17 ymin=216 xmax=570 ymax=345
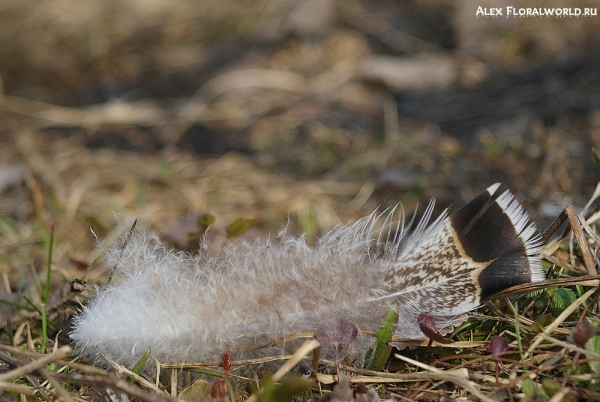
xmin=70 ymin=185 xmax=544 ymax=366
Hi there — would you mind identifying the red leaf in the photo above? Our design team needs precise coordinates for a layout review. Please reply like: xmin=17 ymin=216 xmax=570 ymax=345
xmin=489 ymin=336 xmax=509 ymax=358
xmin=314 ymin=319 xmax=359 ymax=349
xmin=68 ymin=255 xmax=89 ymax=270
xmin=417 ymin=313 xmax=453 ymax=344
xmin=568 ymin=321 xmax=594 ymax=348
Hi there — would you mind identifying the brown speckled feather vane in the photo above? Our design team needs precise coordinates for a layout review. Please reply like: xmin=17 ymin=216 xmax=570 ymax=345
xmin=379 ymin=183 xmax=544 ymax=340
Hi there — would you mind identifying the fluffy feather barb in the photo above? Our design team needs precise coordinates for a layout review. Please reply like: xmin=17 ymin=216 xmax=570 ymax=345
xmin=71 ymin=184 xmax=544 ymax=365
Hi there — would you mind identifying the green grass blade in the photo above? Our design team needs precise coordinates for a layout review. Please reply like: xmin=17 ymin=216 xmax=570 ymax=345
xmin=514 ymin=300 xmax=527 ymax=372
xmin=44 ymin=225 xmax=54 ymax=305
xmin=127 ymin=348 xmax=151 ymax=383
xmin=29 ymin=262 xmax=42 ymax=297
xmin=23 ymin=296 xmax=42 ymax=315
xmin=0 ymin=298 xmax=27 ymax=310
xmin=41 ymin=303 xmax=47 ymax=354
xmin=367 ymin=301 xmax=399 ymax=371
xmin=22 ymin=297 xmax=59 ymax=330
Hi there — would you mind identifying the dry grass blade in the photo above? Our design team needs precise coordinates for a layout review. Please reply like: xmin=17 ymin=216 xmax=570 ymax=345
xmin=244 ymin=339 xmax=321 ymax=402
xmin=328 ymin=357 xmax=496 ymax=402
xmin=0 ymin=343 xmax=177 ymax=401
xmin=393 ymin=354 xmax=494 ymax=402
xmin=94 ymin=345 xmax=165 ymax=394
xmin=387 ymin=338 xmax=484 ymax=348
xmin=39 ymin=370 xmax=75 ymax=402
xmin=0 ymin=345 xmax=71 ymax=382
xmin=492 ymin=275 xmax=600 ymax=299
xmin=547 ymin=387 xmax=571 ymax=402
xmin=50 ymin=371 xmax=177 ymax=402
xmin=274 ymin=342 xmax=322 ymax=376
xmin=525 ymin=288 xmax=597 ymax=359
xmin=0 ymin=380 xmax=37 ymax=395
xmin=542 ymin=334 xmax=600 ymax=360
xmin=0 ymin=346 xmax=72 ymax=400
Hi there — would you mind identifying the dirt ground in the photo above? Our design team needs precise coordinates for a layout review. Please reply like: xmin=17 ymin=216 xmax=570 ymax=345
xmin=1 ymin=0 xmax=600 ymax=400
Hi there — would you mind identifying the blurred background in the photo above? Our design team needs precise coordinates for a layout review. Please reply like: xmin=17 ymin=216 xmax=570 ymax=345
xmin=1 ymin=0 xmax=600 ymax=285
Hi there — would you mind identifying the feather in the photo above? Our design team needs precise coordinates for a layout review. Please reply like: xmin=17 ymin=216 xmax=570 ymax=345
xmin=70 ymin=184 xmax=544 ymax=366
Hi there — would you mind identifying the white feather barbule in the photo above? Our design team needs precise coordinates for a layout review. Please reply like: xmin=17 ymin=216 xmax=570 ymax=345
xmin=71 ymin=184 xmax=544 ymax=366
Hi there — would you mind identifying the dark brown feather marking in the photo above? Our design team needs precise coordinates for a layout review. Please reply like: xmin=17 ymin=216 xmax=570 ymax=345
xmin=448 ymin=186 xmax=536 ymax=299
xmin=382 ymin=184 xmax=542 ymax=339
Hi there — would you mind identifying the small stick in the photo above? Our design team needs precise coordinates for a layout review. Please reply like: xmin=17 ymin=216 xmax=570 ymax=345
xmin=541 ymin=206 xmax=596 ymax=276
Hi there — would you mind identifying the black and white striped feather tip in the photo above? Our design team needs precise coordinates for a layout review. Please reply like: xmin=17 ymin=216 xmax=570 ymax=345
xmin=70 ymin=183 xmax=544 ymax=365
xmin=379 ymin=182 xmax=544 ymax=340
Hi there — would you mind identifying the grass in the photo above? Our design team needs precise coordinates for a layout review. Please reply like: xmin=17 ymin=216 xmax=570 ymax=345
xmin=0 ymin=181 xmax=598 ymax=401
